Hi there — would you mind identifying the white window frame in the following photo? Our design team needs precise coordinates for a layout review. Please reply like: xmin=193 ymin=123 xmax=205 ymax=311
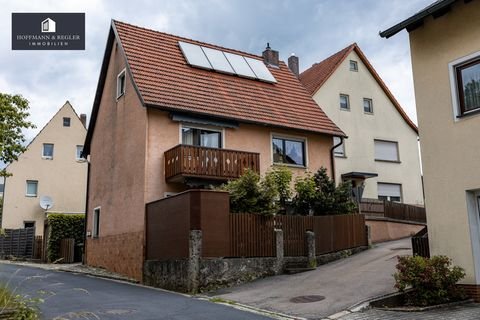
xmin=25 ymin=180 xmax=38 ymax=197
xmin=363 ymin=98 xmax=374 ymax=114
xmin=270 ymin=132 xmax=308 ymax=168
xmin=179 ymin=124 xmax=225 ymax=149
xmin=349 ymin=60 xmax=358 ymax=72
xmin=333 ymin=136 xmax=345 ymax=157
xmin=374 ymin=139 xmax=400 ymax=163
xmin=377 ymin=182 xmax=403 ymax=203
xmin=449 ymin=50 xmax=480 ymax=121
xmin=42 ymin=143 xmax=54 ymax=159
xmin=116 ymin=68 xmax=126 ymax=99
xmin=93 ymin=207 xmax=101 ymax=238
xmin=339 ymin=94 xmax=350 ymax=111
xmin=76 ymin=145 xmax=84 ymax=160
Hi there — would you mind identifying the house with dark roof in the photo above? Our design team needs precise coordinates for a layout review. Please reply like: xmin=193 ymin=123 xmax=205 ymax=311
xmin=82 ymin=20 xmax=344 ymax=280
xmin=381 ymin=0 xmax=480 ymax=300
xmin=298 ymin=43 xmax=424 ymax=205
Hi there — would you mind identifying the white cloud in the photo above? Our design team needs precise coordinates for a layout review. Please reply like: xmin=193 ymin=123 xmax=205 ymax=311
xmin=0 ymin=0 xmax=433 ymax=142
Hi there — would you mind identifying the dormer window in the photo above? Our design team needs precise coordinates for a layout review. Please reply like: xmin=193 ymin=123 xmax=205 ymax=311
xmin=349 ymin=60 xmax=358 ymax=72
xmin=117 ymin=69 xmax=126 ymax=99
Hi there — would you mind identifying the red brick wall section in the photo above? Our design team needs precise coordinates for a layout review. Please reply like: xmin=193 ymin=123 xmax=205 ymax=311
xmin=459 ymin=284 xmax=480 ymax=302
xmin=86 ymin=231 xmax=144 ymax=281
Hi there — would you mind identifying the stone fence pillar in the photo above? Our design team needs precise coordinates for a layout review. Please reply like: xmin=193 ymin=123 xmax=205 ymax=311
xmin=275 ymin=229 xmax=284 ymax=274
xmin=188 ymin=230 xmax=202 ymax=293
xmin=306 ymin=231 xmax=316 ymax=268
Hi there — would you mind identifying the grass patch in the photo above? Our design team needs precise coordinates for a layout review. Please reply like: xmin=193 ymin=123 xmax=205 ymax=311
xmin=0 ymin=285 xmax=39 ymax=319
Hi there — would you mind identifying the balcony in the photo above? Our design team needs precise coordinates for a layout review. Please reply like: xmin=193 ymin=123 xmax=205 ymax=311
xmin=165 ymin=144 xmax=260 ymax=182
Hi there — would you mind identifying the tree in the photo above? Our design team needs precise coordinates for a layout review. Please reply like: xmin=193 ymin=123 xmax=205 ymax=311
xmin=0 ymin=94 xmax=35 ymax=177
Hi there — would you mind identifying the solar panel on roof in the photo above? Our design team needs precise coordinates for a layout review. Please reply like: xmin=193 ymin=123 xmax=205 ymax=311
xmin=244 ymin=57 xmax=277 ymax=83
xmin=202 ymin=47 xmax=235 ymax=74
xmin=178 ymin=41 xmax=212 ymax=70
xmin=223 ymin=52 xmax=257 ymax=79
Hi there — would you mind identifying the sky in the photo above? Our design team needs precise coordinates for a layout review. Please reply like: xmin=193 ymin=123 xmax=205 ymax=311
xmin=0 ymin=0 xmax=433 ymax=142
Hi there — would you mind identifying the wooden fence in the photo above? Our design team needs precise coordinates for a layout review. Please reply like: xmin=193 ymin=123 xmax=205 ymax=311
xmin=228 ymin=214 xmax=367 ymax=258
xmin=412 ymin=227 xmax=430 ymax=258
xmin=229 ymin=214 xmax=276 ymax=257
xmin=59 ymin=238 xmax=75 ymax=263
xmin=360 ymin=199 xmax=426 ymax=223
xmin=0 ymin=228 xmax=35 ymax=258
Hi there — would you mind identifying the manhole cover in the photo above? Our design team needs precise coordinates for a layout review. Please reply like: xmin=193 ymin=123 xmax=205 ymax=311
xmin=290 ymin=295 xmax=325 ymax=303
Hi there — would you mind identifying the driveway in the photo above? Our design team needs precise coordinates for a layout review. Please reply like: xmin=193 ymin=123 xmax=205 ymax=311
xmin=0 ymin=263 xmax=271 ymax=320
xmin=210 ymin=238 xmax=412 ymax=319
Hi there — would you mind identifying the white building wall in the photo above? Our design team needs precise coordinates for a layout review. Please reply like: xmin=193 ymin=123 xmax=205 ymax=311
xmin=311 ymin=50 xmax=424 ymax=205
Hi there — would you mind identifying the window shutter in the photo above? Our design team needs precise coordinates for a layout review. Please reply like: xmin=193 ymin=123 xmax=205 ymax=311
xmin=378 ymin=183 xmax=401 ymax=197
xmin=374 ymin=140 xmax=398 ymax=161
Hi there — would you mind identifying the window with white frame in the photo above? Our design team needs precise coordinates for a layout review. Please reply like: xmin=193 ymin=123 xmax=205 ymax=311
xmin=455 ymin=57 xmax=480 ymax=116
xmin=76 ymin=145 xmax=84 ymax=160
xmin=182 ymin=126 xmax=222 ymax=148
xmin=42 ymin=143 xmax=54 ymax=159
xmin=333 ymin=136 xmax=345 ymax=157
xmin=272 ymin=136 xmax=306 ymax=166
xmin=374 ymin=140 xmax=399 ymax=162
xmin=340 ymin=94 xmax=350 ymax=110
xmin=93 ymin=207 xmax=100 ymax=238
xmin=363 ymin=98 xmax=373 ymax=113
xmin=349 ymin=60 xmax=358 ymax=71
xmin=26 ymin=180 xmax=38 ymax=197
xmin=378 ymin=183 xmax=402 ymax=202
xmin=117 ymin=69 xmax=126 ymax=98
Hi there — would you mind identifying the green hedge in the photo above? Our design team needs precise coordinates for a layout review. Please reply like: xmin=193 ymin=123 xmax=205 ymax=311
xmin=46 ymin=214 xmax=84 ymax=262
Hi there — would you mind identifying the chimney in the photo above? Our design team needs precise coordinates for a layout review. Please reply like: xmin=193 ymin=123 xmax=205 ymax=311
xmin=288 ymin=53 xmax=299 ymax=77
xmin=262 ymin=43 xmax=279 ymax=67
xmin=80 ymin=114 xmax=87 ymax=128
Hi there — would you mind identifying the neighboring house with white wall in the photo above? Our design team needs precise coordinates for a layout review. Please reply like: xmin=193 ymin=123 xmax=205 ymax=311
xmin=298 ymin=44 xmax=424 ymax=205
xmin=381 ymin=0 xmax=480 ymax=300
xmin=1 ymin=101 xmax=87 ymax=235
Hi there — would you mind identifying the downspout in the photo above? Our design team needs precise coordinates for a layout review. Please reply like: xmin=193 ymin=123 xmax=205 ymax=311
xmin=83 ymin=160 xmax=91 ymax=264
xmin=330 ymin=136 xmax=345 ymax=184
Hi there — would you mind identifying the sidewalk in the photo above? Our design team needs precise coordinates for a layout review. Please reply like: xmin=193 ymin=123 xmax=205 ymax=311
xmin=335 ymin=303 xmax=480 ymax=320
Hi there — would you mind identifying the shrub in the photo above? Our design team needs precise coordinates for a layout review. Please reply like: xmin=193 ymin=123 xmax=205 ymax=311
xmin=223 ymin=169 xmax=278 ymax=215
xmin=292 ymin=167 xmax=357 ymax=215
xmin=264 ymin=166 xmax=292 ymax=214
xmin=394 ymin=255 xmax=466 ymax=306
xmin=46 ymin=214 xmax=85 ymax=262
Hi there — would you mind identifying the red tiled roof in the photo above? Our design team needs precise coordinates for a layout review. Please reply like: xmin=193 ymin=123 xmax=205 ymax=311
xmin=299 ymin=43 xmax=418 ymax=133
xmin=113 ymin=20 xmax=345 ymax=137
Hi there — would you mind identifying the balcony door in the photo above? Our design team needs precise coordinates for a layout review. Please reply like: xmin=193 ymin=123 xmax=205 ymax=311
xmin=182 ymin=126 xmax=222 ymax=148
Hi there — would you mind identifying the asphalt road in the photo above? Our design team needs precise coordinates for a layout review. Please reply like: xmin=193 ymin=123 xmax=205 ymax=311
xmin=0 ymin=263 xmax=271 ymax=320
xmin=210 ymin=238 xmax=413 ymax=319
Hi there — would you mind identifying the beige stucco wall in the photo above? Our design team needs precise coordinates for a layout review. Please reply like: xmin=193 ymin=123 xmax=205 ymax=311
xmin=311 ymin=50 xmax=424 ymax=205
xmin=144 ymin=108 xmax=333 ymax=203
xmin=2 ymin=102 xmax=87 ymax=235
xmin=409 ymin=0 xmax=480 ymax=284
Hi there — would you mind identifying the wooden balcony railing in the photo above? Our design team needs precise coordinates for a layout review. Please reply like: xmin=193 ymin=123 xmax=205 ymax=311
xmin=164 ymin=144 xmax=260 ymax=182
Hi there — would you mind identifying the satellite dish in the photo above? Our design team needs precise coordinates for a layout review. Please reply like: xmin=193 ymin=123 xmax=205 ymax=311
xmin=40 ymin=196 xmax=54 ymax=210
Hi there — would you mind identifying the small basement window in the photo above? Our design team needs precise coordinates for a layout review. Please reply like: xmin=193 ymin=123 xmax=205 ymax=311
xmin=117 ymin=69 xmax=126 ymax=99
xmin=349 ymin=60 xmax=358 ymax=71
